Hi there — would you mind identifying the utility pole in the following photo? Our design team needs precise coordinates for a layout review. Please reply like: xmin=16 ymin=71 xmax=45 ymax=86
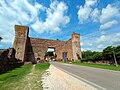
xmin=112 ymin=46 xmax=118 ymax=67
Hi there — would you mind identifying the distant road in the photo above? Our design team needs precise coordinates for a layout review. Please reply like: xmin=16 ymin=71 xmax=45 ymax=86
xmin=50 ymin=62 xmax=120 ymax=90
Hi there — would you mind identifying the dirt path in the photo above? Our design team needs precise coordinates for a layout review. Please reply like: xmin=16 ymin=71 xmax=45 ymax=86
xmin=14 ymin=64 xmax=43 ymax=90
xmin=1 ymin=63 xmax=98 ymax=90
xmin=42 ymin=65 xmax=97 ymax=90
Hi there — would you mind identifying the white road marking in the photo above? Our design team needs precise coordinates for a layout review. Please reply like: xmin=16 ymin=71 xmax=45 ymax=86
xmin=53 ymin=65 xmax=107 ymax=90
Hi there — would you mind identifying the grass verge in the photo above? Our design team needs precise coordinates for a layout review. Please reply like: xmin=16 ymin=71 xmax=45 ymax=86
xmin=67 ymin=62 xmax=120 ymax=71
xmin=0 ymin=64 xmax=32 ymax=82
xmin=35 ymin=62 xmax=50 ymax=71
xmin=0 ymin=63 xmax=50 ymax=90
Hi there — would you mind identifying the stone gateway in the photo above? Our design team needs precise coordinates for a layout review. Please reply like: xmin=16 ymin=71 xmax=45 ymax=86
xmin=13 ymin=25 xmax=82 ymax=63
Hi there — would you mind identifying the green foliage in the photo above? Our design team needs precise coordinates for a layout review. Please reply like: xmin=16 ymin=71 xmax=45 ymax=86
xmin=82 ymin=50 xmax=101 ymax=61
xmin=82 ymin=45 xmax=120 ymax=62
xmin=92 ymin=52 xmax=103 ymax=60
xmin=103 ymin=46 xmax=113 ymax=60
xmin=71 ymin=62 xmax=120 ymax=71
xmin=45 ymin=51 xmax=54 ymax=56
xmin=115 ymin=45 xmax=120 ymax=60
xmin=82 ymin=50 xmax=94 ymax=58
xmin=102 ymin=45 xmax=120 ymax=60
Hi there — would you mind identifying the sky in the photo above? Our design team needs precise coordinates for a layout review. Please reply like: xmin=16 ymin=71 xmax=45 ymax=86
xmin=0 ymin=0 xmax=120 ymax=51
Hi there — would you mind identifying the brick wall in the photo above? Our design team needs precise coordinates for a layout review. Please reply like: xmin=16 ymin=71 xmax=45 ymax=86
xmin=72 ymin=32 xmax=82 ymax=61
xmin=13 ymin=25 xmax=29 ymax=62
xmin=27 ymin=38 xmax=67 ymax=61
xmin=0 ymin=48 xmax=22 ymax=74
xmin=13 ymin=25 xmax=82 ymax=63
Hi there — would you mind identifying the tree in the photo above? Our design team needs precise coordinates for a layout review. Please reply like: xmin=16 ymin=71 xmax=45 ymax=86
xmin=93 ymin=52 xmax=103 ymax=61
xmin=114 ymin=45 xmax=120 ymax=60
xmin=103 ymin=46 xmax=114 ymax=60
xmin=45 ymin=51 xmax=53 ymax=56
xmin=82 ymin=50 xmax=95 ymax=61
xmin=82 ymin=50 xmax=94 ymax=58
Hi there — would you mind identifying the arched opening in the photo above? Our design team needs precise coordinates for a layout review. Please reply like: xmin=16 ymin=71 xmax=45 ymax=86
xmin=45 ymin=47 xmax=56 ymax=61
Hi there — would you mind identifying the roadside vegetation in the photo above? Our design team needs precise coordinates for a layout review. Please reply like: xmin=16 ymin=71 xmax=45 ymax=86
xmin=81 ymin=45 xmax=120 ymax=65
xmin=71 ymin=62 xmax=120 ymax=71
xmin=66 ymin=45 xmax=120 ymax=71
xmin=0 ymin=63 xmax=50 ymax=90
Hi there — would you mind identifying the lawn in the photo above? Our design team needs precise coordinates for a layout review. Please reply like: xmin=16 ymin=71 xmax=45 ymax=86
xmin=67 ymin=62 xmax=120 ymax=71
xmin=0 ymin=63 xmax=50 ymax=90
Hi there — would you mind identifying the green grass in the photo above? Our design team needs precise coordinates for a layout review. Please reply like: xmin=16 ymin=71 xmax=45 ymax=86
xmin=67 ymin=62 xmax=120 ymax=71
xmin=0 ymin=64 xmax=32 ymax=82
xmin=0 ymin=64 xmax=32 ymax=90
xmin=0 ymin=63 xmax=50 ymax=90
xmin=35 ymin=63 xmax=50 ymax=71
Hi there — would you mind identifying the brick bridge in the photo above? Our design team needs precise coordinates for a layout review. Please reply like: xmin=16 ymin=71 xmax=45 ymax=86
xmin=13 ymin=25 xmax=82 ymax=63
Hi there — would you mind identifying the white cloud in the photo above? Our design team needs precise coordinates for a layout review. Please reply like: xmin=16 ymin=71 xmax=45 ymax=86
xmin=77 ymin=0 xmax=98 ymax=23
xmin=78 ymin=6 xmax=92 ymax=23
xmin=0 ymin=0 xmax=44 ymax=48
xmin=0 ymin=0 xmax=70 ymax=48
xmin=100 ymin=4 xmax=120 ymax=24
xmin=78 ymin=1 xmax=120 ymax=30
xmin=81 ymin=29 xmax=120 ymax=51
xmin=91 ymin=8 xmax=100 ymax=22
xmin=31 ymin=1 xmax=70 ymax=34
xmin=31 ymin=18 xmax=45 ymax=33
xmin=85 ymin=0 xmax=97 ymax=7
xmin=96 ymin=32 xmax=120 ymax=49
xmin=100 ymin=20 xmax=118 ymax=30
xmin=78 ymin=1 xmax=120 ymax=51
xmin=112 ymin=33 xmax=120 ymax=45
xmin=81 ymin=42 xmax=84 ymax=46
xmin=97 ymin=35 xmax=107 ymax=44
xmin=10 ymin=0 xmax=44 ymax=24
xmin=81 ymin=48 xmax=85 ymax=51
xmin=99 ymin=4 xmax=120 ymax=30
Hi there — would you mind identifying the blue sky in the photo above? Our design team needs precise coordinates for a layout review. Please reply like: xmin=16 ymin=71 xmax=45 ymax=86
xmin=0 ymin=0 xmax=120 ymax=51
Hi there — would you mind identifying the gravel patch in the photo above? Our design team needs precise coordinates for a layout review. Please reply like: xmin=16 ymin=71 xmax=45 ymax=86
xmin=42 ymin=65 xmax=97 ymax=90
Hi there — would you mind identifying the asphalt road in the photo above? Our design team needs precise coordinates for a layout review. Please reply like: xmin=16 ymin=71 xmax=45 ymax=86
xmin=50 ymin=62 xmax=120 ymax=90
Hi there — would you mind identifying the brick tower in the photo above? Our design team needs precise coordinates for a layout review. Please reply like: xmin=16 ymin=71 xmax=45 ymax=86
xmin=72 ymin=32 xmax=82 ymax=61
xmin=13 ymin=25 xmax=29 ymax=62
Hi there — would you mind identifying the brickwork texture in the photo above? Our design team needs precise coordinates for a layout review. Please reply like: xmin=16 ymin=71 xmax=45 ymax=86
xmin=13 ymin=25 xmax=82 ymax=63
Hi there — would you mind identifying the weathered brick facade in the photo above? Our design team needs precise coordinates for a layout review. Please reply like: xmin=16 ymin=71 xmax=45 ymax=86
xmin=13 ymin=25 xmax=82 ymax=63
xmin=13 ymin=25 xmax=29 ymax=62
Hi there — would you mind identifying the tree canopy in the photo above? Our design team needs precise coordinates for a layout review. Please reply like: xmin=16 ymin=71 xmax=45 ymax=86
xmin=82 ymin=51 xmax=102 ymax=61
xmin=103 ymin=46 xmax=113 ymax=60
xmin=82 ymin=45 xmax=120 ymax=62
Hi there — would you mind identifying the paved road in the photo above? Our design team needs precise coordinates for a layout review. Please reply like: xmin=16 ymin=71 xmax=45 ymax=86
xmin=50 ymin=62 xmax=120 ymax=90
